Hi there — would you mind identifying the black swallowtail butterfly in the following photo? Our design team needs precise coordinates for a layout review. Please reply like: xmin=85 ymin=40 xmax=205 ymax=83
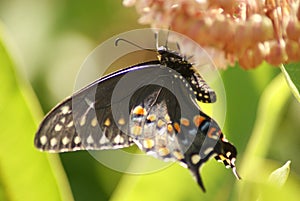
xmin=34 ymin=34 xmax=240 ymax=192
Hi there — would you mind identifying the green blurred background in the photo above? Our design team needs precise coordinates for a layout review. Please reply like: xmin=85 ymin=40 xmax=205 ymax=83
xmin=0 ymin=0 xmax=300 ymax=200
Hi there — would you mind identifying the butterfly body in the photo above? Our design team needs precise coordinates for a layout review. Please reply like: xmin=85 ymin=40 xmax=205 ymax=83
xmin=35 ymin=40 xmax=240 ymax=191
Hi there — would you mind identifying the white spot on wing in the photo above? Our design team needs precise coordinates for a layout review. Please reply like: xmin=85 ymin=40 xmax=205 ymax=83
xmin=62 ymin=136 xmax=70 ymax=145
xmin=60 ymin=117 xmax=66 ymax=123
xmin=204 ymin=147 xmax=214 ymax=155
xmin=80 ymin=115 xmax=86 ymax=126
xmin=55 ymin=124 xmax=62 ymax=132
xmin=91 ymin=117 xmax=97 ymax=127
xmin=50 ymin=138 xmax=58 ymax=146
xmin=67 ymin=121 xmax=73 ymax=127
xmin=114 ymin=135 xmax=124 ymax=144
xmin=40 ymin=135 xmax=47 ymax=145
xmin=191 ymin=154 xmax=201 ymax=164
xmin=87 ymin=135 xmax=94 ymax=144
xmin=74 ymin=136 xmax=81 ymax=144
xmin=61 ymin=106 xmax=70 ymax=114
xmin=99 ymin=135 xmax=109 ymax=144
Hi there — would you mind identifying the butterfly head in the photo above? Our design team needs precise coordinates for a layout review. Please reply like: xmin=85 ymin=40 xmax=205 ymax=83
xmin=157 ymin=46 xmax=190 ymax=67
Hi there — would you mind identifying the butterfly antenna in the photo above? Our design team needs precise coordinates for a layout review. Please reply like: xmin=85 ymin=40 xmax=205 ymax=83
xmin=176 ymin=42 xmax=181 ymax=52
xmin=115 ymin=38 xmax=155 ymax=52
xmin=154 ymin=32 xmax=159 ymax=50
xmin=165 ymin=30 xmax=170 ymax=49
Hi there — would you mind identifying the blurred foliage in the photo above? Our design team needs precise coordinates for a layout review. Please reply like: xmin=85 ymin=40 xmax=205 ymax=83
xmin=0 ymin=0 xmax=300 ymax=201
xmin=0 ymin=22 xmax=73 ymax=201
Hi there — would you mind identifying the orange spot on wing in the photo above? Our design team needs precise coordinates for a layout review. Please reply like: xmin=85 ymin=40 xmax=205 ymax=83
xmin=180 ymin=118 xmax=190 ymax=126
xmin=133 ymin=106 xmax=147 ymax=116
xmin=207 ymin=127 xmax=216 ymax=138
xmin=193 ymin=115 xmax=205 ymax=127
xmin=173 ymin=122 xmax=181 ymax=133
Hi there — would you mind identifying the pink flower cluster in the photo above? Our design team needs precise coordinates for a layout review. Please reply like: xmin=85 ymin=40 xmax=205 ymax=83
xmin=123 ymin=0 xmax=300 ymax=69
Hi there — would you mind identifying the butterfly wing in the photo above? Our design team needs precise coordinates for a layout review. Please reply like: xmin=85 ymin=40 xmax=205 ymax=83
xmin=34 ymin=63 xmax=159 ymax=152
xmin=127 ymin=81 xmax=239 ymax=192
xmin=128 ymin=84 xmax=185 ymax=162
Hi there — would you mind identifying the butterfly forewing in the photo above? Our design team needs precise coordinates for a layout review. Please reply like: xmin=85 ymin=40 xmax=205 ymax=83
xmin=34 ymin=64 xmax=149 ymax=152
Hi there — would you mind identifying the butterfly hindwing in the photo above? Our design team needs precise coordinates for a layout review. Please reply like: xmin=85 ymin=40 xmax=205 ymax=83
xmin=127 ymin=81 xmax=238 ymax=191
xmin=128 ymin=84 xmax=184 ymax=161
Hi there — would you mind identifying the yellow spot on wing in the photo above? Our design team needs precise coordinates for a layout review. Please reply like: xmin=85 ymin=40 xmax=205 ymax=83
xmin=219 ymin=154 xmax=226 ymax=161
xmin=118 ymin=118 xmax=126 ymax=125
xmin=157 ymin=119 xmax=165 ymax=128
xmin=164 ymin=114 xmax=170 ymax=122
xmin=167 ymin=124 xmax=173 ymax=133
xmin=158 ymin=147 xmax=170 ymax=156
xmin=80 ymin=115 xmax=86 ymax=126
xmin=131 ymin=125 xmax=142 ymax=136
xmin=91 ymin=117 xmax=98 ymax=127
xmin=147 ymin=114 xmax=156 ymax=122
xmin=173 ymin=151 xmax=184 ymax=160
xmin=143 ymin=138 xmax=155 ymax=149
xmin=104 ymin=118 xmax=111 ymax=127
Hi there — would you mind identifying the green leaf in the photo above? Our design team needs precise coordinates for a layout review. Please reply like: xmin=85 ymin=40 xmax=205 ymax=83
xmin=281 ymin=63 xmax=300 ymax=102
xmin=0 ymin=22 xmax=73 ymax=201
xmin=236 ymin=73 xmax=291 ymax=201
xmin=239 ymin=73 xmax=291 ymax=165
xmin=268 ymin=161 xmax=291 ymax=187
